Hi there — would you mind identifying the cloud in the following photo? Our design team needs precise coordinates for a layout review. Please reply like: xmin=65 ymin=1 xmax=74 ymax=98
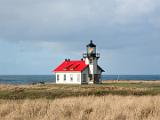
xmin=1 ymin=0 xmax=160 ymax=74
xmin=113 ymin=0 xmax=157 ymax=23
xmin=0 ymin=0 xmax=159 ymax=42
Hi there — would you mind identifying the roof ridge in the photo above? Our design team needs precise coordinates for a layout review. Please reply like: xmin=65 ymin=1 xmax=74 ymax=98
xmin=64 ymin=60 xmax=84 ymax=62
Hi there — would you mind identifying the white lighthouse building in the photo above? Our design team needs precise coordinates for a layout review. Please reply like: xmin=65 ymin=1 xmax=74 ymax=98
xmin=53 ymin=40 xmax=104 ymax=84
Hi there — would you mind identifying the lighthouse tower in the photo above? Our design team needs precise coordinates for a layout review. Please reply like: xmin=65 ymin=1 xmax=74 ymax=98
xmin=83 ymin=40 xmax=102 ymax=84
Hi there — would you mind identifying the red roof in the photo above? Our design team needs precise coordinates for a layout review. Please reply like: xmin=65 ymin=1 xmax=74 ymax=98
xmin=53 ymin=60 xmax=88 ymax=72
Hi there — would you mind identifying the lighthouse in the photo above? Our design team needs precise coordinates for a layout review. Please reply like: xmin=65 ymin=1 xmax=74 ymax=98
xmin=83 ymin=40 xmax=103 ymax=83
xmin=53 ymin=40 xmax=104 ymax=84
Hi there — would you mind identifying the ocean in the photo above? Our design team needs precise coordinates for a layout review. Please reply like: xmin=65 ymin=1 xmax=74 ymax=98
xmin=0 ymin=75 xmax=160 ymax=85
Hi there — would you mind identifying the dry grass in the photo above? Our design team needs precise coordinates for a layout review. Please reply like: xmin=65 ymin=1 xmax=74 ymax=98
xmin=0 ymin=95 xmax=160 ymax=120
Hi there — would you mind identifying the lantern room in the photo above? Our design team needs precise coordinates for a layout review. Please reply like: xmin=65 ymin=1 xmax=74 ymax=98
xmin=86 ymin=40 xmax=96 ymax=56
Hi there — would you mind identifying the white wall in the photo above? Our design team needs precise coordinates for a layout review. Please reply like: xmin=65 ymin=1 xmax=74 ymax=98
xmin=88 ymin=58 xmax=98 ymax=74
xmin=85 ymin=58 xmax=89 ymax=64
xmin=55 ymin=72 xmax=82 ymax=84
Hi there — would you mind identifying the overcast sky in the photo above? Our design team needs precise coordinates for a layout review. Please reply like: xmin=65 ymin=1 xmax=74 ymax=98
xmin=0 ymin=0 xmax=160 ymax=75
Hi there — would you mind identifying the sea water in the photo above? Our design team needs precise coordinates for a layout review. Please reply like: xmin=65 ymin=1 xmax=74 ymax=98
xmin=0 ymin=75 xmax=160 ymax=85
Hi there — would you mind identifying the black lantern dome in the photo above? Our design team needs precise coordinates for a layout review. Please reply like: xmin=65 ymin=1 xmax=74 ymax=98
xmin=86 ymin=40 xmax=96 ymax=47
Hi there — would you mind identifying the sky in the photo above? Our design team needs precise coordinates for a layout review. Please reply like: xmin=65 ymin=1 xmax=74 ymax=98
xmin=0 ymin=0 xmax=160 ymax=75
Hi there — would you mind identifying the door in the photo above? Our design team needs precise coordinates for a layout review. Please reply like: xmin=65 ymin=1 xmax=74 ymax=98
xmin=82 ymin=74 xmax=87 ymax=82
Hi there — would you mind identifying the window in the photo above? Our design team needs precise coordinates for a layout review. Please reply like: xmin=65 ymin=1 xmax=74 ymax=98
xmin=70 ymin=74 xmax=73 ymax=82
xmin=77 ymin=74 xmax=80 ymax=82
xmin=64 ymin=74 xmax=66 ymax=81
xmin=57 ymin=74 xmax=59 ymax=81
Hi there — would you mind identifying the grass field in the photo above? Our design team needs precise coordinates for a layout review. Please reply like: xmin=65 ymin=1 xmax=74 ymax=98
xmin=1 ymin=81 xmax=160 ymax=120
xmin=0 ymin=80 xmax=160 ymax=99
xmin=0 ymin=95 xmax=160 ymax=120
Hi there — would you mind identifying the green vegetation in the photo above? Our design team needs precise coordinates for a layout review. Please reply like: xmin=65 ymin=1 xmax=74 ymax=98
xmin=0 ymin=81 xmax=160 ymax=99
